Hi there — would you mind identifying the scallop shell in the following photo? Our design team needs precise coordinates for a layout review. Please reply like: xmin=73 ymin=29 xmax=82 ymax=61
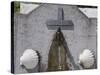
xmin=78 ymin=49 xmax=94 ymax=68
xmin=20 ymin=49 xmax=38 ymax=69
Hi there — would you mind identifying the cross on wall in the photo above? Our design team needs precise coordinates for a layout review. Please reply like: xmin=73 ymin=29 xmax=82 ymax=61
xmin=46 ymin=8 xmax=74 ymax=30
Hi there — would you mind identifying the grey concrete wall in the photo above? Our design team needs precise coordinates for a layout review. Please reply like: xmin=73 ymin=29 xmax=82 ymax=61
xmin=14 ymin=4 xmax=97 ymax=74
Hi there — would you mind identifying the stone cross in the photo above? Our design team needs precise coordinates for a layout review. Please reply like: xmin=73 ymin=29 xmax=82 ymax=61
xmin=46 ymin=8 xmax=74 ymax=30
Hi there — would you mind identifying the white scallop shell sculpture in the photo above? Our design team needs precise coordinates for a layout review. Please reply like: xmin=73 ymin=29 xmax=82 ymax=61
xmin=78 ymin=49 xmax=94 ymax=68
xmin=20 ymin=49 xmax=38 ymax=69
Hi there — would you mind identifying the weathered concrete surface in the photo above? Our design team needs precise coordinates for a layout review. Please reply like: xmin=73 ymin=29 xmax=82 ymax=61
xmin=20 ymin=3 xmax=39 ymax=14
xmin=14 ymin=4 xmax=97 ymax=73
xmin=79 ymin=8 xmax=97 ymax=18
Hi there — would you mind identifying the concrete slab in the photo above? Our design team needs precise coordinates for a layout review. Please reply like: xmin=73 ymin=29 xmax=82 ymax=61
xmin=14 ymin=3 xmax=97 ymax=73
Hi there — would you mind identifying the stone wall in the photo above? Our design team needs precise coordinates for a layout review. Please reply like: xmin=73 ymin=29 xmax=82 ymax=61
xmin=14 ymin=4 xmax=97 ymax=73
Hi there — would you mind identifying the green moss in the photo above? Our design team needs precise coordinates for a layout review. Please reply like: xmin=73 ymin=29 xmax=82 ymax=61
xmin=14 ymin=2 xmax=20 ymax=13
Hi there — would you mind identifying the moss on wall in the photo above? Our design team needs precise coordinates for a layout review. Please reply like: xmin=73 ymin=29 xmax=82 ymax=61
xmin=14 ymin=2 xmax=20 ymax=13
